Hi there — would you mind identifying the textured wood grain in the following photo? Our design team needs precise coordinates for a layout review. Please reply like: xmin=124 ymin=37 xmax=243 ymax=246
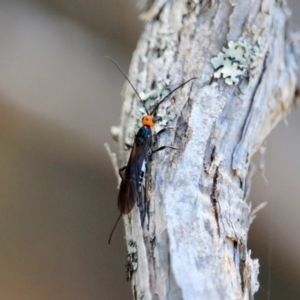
xmin=114 ymin=0 xmax=300 ymax=299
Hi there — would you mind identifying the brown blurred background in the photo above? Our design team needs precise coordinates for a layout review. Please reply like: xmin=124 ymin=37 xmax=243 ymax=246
xmin=0 ymin=0 xmax=298 ymax=299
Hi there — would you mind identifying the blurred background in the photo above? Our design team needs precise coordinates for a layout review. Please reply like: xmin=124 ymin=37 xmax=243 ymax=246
xmin=0 ymin=0 xmax=298 ymax=299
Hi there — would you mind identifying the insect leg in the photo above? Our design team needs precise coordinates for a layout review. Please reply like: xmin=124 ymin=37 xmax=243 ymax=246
xmin=151 ymin=145 xmax=180 ymax=154
xmin=152 ymin=123 xmax=187 ymax=138
xmin=152 ymin=126 xmax=175 ymax=138
xmin=125 ymin=143 xmax=133 ymax=149
xmin=152 ymin=124 xmax=186 ymax=153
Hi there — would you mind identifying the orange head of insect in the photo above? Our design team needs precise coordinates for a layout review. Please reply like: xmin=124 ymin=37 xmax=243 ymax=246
xmin=142 ymin=114 xmax=157 ymax=127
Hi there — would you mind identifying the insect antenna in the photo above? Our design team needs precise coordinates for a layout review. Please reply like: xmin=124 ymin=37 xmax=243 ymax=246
xmin=150 ymin=77 xmax=198 ymax=115
xmin=108 ymin=213 xmax=122 ymax=245
xmin=105 ymin=56 xmax=150 ymax=115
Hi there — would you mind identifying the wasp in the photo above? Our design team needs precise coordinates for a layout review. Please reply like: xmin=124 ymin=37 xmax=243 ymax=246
xmin=106 ymin=57 xmax=196 ymax=245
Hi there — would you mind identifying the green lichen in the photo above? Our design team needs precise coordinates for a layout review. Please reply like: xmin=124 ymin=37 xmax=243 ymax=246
xmin=211 ymin=40 xmax=261 ymax=85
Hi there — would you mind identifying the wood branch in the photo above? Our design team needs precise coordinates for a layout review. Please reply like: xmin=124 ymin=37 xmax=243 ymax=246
xmin=114 ymin=0 xmax=300 ymax=299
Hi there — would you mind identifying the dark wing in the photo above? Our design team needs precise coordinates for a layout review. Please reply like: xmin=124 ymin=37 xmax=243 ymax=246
xmin=118 ymin=177 xmax=138 ymax=214
xmin=118 ymin=141 xmax=150 ymax=214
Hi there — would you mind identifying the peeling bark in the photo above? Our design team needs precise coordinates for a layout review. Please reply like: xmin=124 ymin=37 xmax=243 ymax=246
xmin=113 ymin=0 xmax=300 ymax=299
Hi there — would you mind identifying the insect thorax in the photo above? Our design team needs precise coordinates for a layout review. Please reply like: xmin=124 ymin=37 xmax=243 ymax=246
xmin=135 ymin=126 xmax=152 ymax=146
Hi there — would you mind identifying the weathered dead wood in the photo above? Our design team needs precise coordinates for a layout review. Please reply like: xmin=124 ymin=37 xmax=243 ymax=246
xmin=111 ymin=0 xmax=300 ymax=299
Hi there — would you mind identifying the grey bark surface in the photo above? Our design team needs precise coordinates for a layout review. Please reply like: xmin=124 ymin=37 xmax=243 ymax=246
xmin=113 ymin=1 xmax=300 ymax=299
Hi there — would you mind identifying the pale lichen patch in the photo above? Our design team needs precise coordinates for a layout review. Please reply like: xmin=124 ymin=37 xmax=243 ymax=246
xmin=211 ymin=40 xmax=262 ymax=85
xmin=126 ymin=240 xmax=138 ymax=281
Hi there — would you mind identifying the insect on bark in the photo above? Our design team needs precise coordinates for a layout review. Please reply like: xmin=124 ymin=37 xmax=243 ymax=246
xmin=106 ymin=57 xmax=197 ymax=245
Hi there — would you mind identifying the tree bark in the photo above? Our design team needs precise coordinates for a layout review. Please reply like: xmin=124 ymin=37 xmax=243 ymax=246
xmin=114 ymin=0 xmax=300 ymax=299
